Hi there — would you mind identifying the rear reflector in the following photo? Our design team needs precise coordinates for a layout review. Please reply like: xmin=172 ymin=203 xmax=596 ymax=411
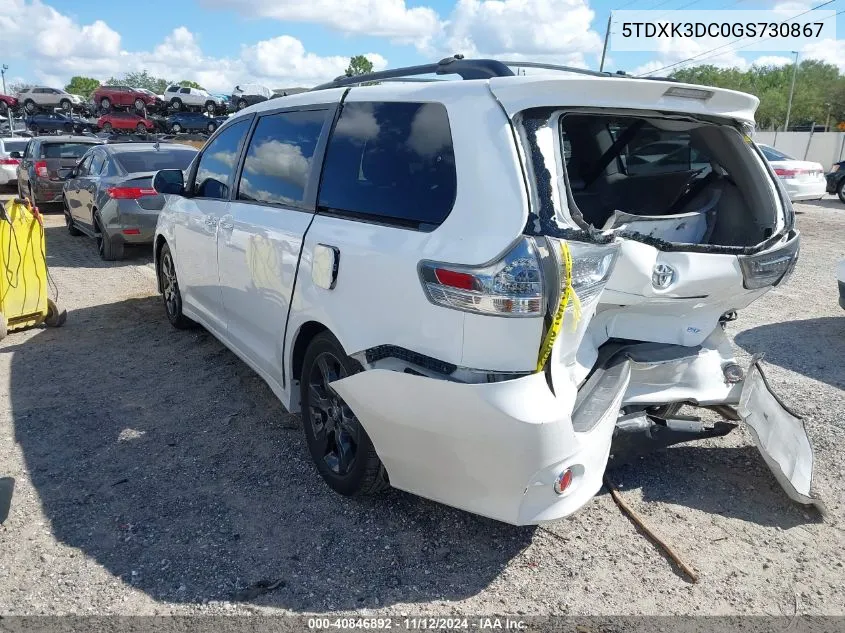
xmin=554 ymin=469 xmax=574 ymax=495
xmin=107 ymin=187 xmax=157 ymax=199
xmin=121 ymin=228 xmax=141 ymax=235
xmin=434 ymin=268 xmax=476 ymax=291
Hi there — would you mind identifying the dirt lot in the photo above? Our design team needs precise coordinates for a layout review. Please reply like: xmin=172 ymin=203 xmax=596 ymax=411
xmin=0 ymin=193 xmax=843 ymax=617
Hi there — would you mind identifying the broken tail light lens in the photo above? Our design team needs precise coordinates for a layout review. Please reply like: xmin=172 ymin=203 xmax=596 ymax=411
xmin=547 ymin=238 xmax=620 ymax=369
xmin=419 ymin=237 xmax=544 ymax=317
xmin=738 ymin=234 xmax=800 ymax=289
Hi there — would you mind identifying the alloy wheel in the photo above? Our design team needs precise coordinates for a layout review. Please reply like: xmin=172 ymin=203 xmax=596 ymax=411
xmin=307 ymin=352 xmax=360 ymax=476
xmin=161 ymin=252 xmax=179 ymax=318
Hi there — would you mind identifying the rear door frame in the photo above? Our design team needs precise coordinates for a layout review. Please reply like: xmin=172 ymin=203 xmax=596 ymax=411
xmin=223 ymin=100 xmax=341 ymax=390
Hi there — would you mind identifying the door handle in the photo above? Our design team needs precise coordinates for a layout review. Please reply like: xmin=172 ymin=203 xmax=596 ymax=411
xmin=219 ymin=214 xmax=234 ymax=231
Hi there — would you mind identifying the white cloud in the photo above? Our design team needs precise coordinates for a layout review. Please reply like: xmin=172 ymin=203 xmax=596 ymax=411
xmin=200 ymin=0 xmax=441 ymax=46
xmin=751 ymin=55 xmax=795 ymax=68
xmin=437 ymin=0 xmax=602 ymax=66
xmin=800 ymin=38 xmax=845 ymax=72
xmin=0 ymin=0 xmax=388 ymax=92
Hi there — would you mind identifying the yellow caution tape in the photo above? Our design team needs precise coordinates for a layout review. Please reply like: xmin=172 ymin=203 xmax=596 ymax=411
xmin=535 ymin=240 xmax=582 ymax=373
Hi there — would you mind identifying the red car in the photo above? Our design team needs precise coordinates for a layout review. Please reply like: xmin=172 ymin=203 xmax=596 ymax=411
xmin=98 ymin=112 xmax=156 ymax=134
xmin=92 ymin=85 xmax=159 ymax=112
xmin=0 ymin=94 xmax=18 ymax=115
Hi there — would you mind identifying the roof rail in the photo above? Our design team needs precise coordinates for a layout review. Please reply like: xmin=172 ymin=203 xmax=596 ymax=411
xmin=309 ymin=56 xmax=680 ymax=92
xmin=502 ymin=61 xmax=616 ymax=78
xmin=310 ymin=55 xmax=515 ymax=91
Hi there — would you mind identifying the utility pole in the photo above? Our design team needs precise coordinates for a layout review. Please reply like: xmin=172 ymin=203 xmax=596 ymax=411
xmin=599 ymin=13 xmax=612 ymax=72
xmin=784 ymin=51 xmax=799 ymax=132
xmin=1 ymin=65 xmax=7 ymax=95
xmin=824 ymin=102 xmax=832 ymax=132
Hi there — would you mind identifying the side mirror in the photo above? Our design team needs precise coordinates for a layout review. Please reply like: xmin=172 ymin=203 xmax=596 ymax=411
xmin=58 ymin=168 xmax=76 ymax=180
xmin=153 ymin=169 xmax=185 ymax=195
xmin=8 ymin=151 xmax=21 ymax=159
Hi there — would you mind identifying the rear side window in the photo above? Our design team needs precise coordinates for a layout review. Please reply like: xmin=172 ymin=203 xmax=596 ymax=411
xmin=115 ymin=149 xmax=197 ymax=173
xmin=193 ymin=119 xmax=250 ymax=199
xmin=237 ymin=109 xmax=327 ymax=207
xmin=90 ymin=152 xmax=105 ymax=175
xmin=318 ymin=101 xmax=457 ymax=229
xmin=40 ymin=143 xmax=98 ymax=159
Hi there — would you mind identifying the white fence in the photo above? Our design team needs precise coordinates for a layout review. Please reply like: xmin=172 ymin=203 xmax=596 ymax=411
xmin=754 ymin=131 xmax=845 ymax=169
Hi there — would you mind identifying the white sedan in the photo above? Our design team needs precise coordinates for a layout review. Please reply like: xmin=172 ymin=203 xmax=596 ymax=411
xmin=758 ymin=144 xmax=826 ymax=202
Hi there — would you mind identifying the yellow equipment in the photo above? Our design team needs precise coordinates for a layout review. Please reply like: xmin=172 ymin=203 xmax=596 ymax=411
xmin=0 ymin=197 xmax=65 ymax=340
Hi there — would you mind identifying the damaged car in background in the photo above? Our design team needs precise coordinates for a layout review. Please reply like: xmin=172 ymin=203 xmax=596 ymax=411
xmin=152 ymin=58 xmax=821 ymax=526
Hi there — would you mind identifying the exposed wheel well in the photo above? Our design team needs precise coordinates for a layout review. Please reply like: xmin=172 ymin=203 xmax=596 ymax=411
xmin=291 ymin=321 xmax=329 ymax=387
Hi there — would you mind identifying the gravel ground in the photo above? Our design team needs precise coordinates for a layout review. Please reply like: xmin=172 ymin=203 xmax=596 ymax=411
xmin=0 ymin=192 xmax=842 ymax=617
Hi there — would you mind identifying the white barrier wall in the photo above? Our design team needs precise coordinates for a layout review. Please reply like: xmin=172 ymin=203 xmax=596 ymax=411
xmin=754 ymin=131 xmax=845 ymax=170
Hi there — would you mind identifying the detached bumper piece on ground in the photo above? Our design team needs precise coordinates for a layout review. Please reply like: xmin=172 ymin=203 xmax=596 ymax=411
xmin=0 ymin=198 xmax=66 ymax=339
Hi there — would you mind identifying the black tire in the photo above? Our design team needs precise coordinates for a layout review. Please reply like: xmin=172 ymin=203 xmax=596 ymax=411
xmin=237 ymin=98 xmax=247 ymax=110
xmin=207 ymin=122 xmax=216 ymax=133
xmin=24 ymin=100 xmax=35 ymax=114
xmin=102 ymin=122 xmax=113 ymax=134
xmin=134 ymin=98 xmax=145 ymax=111
xmin=136 ymin=123 xmax=147 ymax=134
xmin=60 ymin=99 xmax=71 ymax=111
xmin=0 ymin=101 xmax=7 ymax=116
xmin=63 ymin=198 xmax=82 ymax=236
xmin=171 ymin=123 xmax=182 ymax=134
xmin=158 ymin=243 xmax=195 ymax=329
xmin=100 ymin=97 xmax=111 ymax=111
xmin=95 ymin=215 xmax=123 ymax=261
xmin=205 ymin=101 xmax=216 ymax=113
xmin=44 ymin=298 xmax=67 ymax=328
xmin=63 ymin=124 xmax=73 ymax=133
xmin=170 ymin=98 xmax=182 ymax=111
xmin=29 ymin=123 xmax=38 ymax=134
xmin=300 ymin=332 xmax=388 ymax=497
xmin=837 ymin=179 xmax=845 ymax=204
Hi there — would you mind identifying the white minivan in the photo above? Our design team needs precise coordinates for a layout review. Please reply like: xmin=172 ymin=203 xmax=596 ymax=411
xmin=152 ymin=58 xmax=818 ymax=525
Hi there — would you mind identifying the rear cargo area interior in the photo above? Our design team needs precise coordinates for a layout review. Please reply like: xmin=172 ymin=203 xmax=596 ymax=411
xmin=559 ymin=113 xmax=780 ymax=247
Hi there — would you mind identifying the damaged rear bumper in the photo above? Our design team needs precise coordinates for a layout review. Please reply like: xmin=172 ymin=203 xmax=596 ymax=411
xmin=332 ymin=362 xmax=630 ymax=526
xmin=332 ymin=330 xmax=820 ymax=525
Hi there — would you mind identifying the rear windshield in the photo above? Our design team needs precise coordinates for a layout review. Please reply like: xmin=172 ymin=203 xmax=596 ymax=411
xmin=40 ymin=143 xmax=98 ymax=159
xmin=2 ymin=140 xmax=27 ymax=153
xmin=760 ymin=145 xmax=794 ymax=161
xmin=114 ymin=149 xmax=197 ymax=173
xmin=524 ymin=110 xmax=780 ymax=249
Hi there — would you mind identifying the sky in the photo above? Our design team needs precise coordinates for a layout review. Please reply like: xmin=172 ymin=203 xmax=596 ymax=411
xmin=1 ymin=0 xmax=844 ymax=94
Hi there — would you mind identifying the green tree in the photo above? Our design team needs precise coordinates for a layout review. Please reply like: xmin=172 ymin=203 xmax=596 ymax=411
xmin=64 ymin=76 xmax=100 ymax=98
xmin=107 ymin=70 xmax=170 ymax=94
xmin=345 ymin=55 xmax=374 ymax=77
xmin=672 ymin=60 xmax=845 ymax=130
xmin=179 ymin=80 xmax=203 ymax=89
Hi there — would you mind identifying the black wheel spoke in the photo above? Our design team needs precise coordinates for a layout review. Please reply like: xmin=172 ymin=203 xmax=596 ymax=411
xmin=335 ymin=431 xmax=353 ymax=474
xmin=309 ymin=383 xmax=331 ymax=411
xmin=338 ymin=407 xmax=359 ymax=442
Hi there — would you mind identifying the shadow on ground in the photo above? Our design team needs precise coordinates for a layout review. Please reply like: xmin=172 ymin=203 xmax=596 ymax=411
xmin=795 ymin=197 xmax=844 ymax=211
xmin=8 ymin=296 xmax=534 ymax=610
xmin=44 ymin=225 xmax=153 ymax=268
xmin=734 ymin=317 xmax=845 ymax=389
xmin=607 ymin=443 xmax=823 ymax=529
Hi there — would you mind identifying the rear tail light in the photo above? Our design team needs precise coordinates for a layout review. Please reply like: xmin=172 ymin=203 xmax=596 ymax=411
xmin=0 ymin=158 xmax=19 ymax=165
xmin=774 ymin=168 xmax=805 ymax=178
xmin=35 ymin=160 xmax=48 ymax=177
xmin=107 ymin=187 xmax=157 ymax=199
xmin=738 ymin=234 xmax=800 ymax=289
xmin=419 ymin=237 xmax=544 ymax=317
